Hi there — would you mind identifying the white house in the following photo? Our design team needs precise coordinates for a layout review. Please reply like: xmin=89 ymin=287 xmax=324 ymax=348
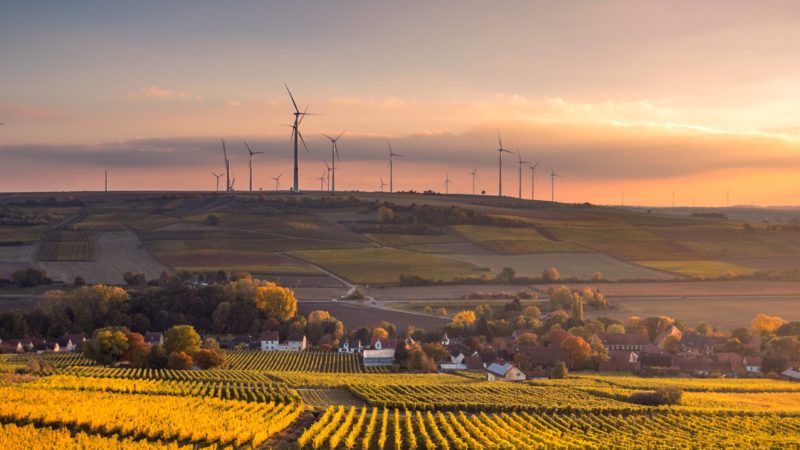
xmin=259 ymin=331 xmax=307 ymax=352
xmin=338 ymin=339 xmax=363 ymax=354
xmin=363 ymin=337 xmax=396 ymax=366
xmin=260 ymin=330 xmax=280 ymax=352
xmin=439 ymin=352 xmax=468 ymax=371
xmin=782 ymin=367 xmax=800 ymax=381
xmin=744 ymin=357 xmax=763 ymax=374
xmin=284 ymin=334 xmax=307 ymax=352
xmin=485 ymin=362 xmax=526 ymax=382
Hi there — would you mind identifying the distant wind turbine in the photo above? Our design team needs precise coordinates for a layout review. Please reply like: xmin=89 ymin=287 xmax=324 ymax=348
xmin=316 ymin=170 xmax=326 ymax=191
xmin=244 ymin=142 xmax=263 ymax=192
xmin=516 ymin=149 xmax=531 ymax=199
xmin=387 ymin=140 xmax=403 ymax=194
xmin=379 ymin=177 xmax=387 ymax=192
xmin=211 ymin=172 xmax=223 ymax=192
xmin=550 ymin=167 xmax=562 ymax=202
xmin=285 ymin=84 xmax=316 ymax=193
xmin=444 ymin=174 xmax=453 ymax=195
xmin=496 ymin=131 xmax=513 ymax=196
xmin=221 ymin=139 xmax=231 ymax=191
xmin=528 ymin=161 xmax=540 ymax=201
xmin=271 ymin=174 xmax=282 ymax=191
xmin=324 ymin=161 xmax=332 ymax=191
xmin=322 ymin=130 xmax=345 ymax=193
xmin=230 ymin=177 xmax=236 ymax=191
xmin=104 ymin=169 xmax=108 ymax=193
xmin=469 ymin=167 xmax=478 ymax=195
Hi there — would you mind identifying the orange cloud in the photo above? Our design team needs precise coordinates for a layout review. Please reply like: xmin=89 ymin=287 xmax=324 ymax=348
xmin=127 ymin=86 xmax=202 ymax=101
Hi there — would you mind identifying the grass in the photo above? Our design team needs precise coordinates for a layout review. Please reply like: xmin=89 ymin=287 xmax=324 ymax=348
xmin=0 ymin=225 xmax=44 ymax=243
xmin=636 ymin=260 xmax=755 ymax=278
xmin=159 ymin=251 xmax=322 ymax=275
xmin=451 ymin=225 xmax=584 ymax=254
xmin=364 ymin=233 xmax=462 ymax=247
xmin=288 ymin=247 xmax=491 ymax=284
xmin=384 ymin=298 xmax=541 ymax=318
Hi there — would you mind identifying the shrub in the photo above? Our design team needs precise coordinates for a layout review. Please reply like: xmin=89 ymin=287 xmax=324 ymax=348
xmin=167 ymin=351 xmax=194 ymax=370
xmin=629 ymin=387 xmax=683 ymax=406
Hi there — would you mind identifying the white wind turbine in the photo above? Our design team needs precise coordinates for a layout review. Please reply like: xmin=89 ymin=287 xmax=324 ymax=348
xmin=527 ymin=161 xmax=540 ymax=200
xmin=221 ymin=139 xmax=231 ymax=191
xmin=496 ymin=131 xmax=513 ymax=196
xmin=469 ymin=167 xmax=478 ymax=195
xmin=387 ymin=140 xmax=404 ymax=194
xmin=324 ymin=161 xmax=332 ymax=191
xmin=550 ymin=166 xmax=562 ymax=202
xmin=516 ymin=149 xmax=531 ymax=199
xmin=271 ymin=174 xmax=283 ymax=191
xmin=211 ymin=172 xmax=223 ymax=192
xmin=316 ymin=170 xmax=326 ymax=191
xmin=322 ymin=130 xmax=345 ymax=192
xmin=379 ymin=177 xmax=387 ymax=192
xmin=285 ymin=84 xmax=316 ymax=192
xmin=244 ymin=142 xmax=264 ymax=192
xmin=444 ymin=174 xmax=453 ymax=195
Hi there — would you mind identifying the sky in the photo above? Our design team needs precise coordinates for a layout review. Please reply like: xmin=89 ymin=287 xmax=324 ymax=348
xmin=1 ymin=1 xmax=799 ymax=206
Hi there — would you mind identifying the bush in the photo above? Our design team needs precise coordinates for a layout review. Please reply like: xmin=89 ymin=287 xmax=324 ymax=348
xmin=167 ymin=351 xmax=194 ymax=370
xmin=11 ymin=268 xmax=52 ymax=287
xmin=194 ymin=348 xmax=227 ymax=369
xmin=543 ymin=267 xmax=561 ymax=282
xmin=629 ymin=387 xmax=683 ymax=406
xmin=552 ymin=361 xmax=568 ymax=379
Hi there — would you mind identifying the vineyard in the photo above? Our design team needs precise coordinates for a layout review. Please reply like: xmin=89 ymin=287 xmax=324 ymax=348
xmin=226 ymin=350 xmax=389 ymax=373
xmin=0 ymin=423 xmax=191 ymax=450
xmin=38 ymin=230 xmax=96 ymax=261
xmin=0 ymin=381 xmax=303 ymax=447
xmin=297 ymin=406 xmax=800 ymax=449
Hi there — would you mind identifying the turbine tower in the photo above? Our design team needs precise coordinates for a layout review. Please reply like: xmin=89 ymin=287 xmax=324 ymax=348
xmin=528 ymin=161 xmax=540 ymax=201
xmin=379 ymin=177 xmax=387 ymax=192
xmin=444 ymin=174 xmax=453 ymax=195
xmin=516 ymin=149 xmax=531 ymax=199
xmin=496 ymin=131 xmax=513 ymax=196
xmin=285 ymin=84 xmax=315 ymax=193
xmin=211 ymin=172 xmax=223 ymax=192
xmin=244 ymin=142 xmax=263 ymax=192
xmin=469 ymin=167 xmax=478 ymax=195
xmin=104 ymin=170 xmax=108 ymax=192
xmin=271 ymin=174 xmax=282 ymax=191
xmin=387 ymin=141 xmax=403 ymax=194
xmin=221 ymin=139 xmax=231 ymax=191
xmin=316 ymin=171 xmax=326 ymax=191
xmin=324 ymin=161 xmax=332 ymax=191
xmin=550 ymin=167 xmax=561 ymax=202
xmin=322 ymin=130 xmax=345 ymax=193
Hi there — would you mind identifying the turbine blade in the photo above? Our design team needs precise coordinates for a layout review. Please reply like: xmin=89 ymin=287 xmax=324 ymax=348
xmin=299 ymin=131 xmax=309 ymax=151
xmin=284 ymin=83 xmax=299 ymax=112
xmin=335 ymin=129 xmax=347 ymax=140
xmin=244 ymin=141 xmax=253 ymax=155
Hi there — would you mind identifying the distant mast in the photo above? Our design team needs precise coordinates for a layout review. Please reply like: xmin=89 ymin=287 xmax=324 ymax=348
xmin=105 ymin=169 xmax=108 ymax=192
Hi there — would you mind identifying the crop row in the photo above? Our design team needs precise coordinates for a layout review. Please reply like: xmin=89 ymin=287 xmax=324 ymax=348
xmin=226 ymin=350 xmax=388 ymax=373
xmin=298 ymin=406 xmax=800 ymax=449
xmin=34 ymin=374 xmax=300 ymax=403
xmin=61 ymin=365 xmax=284 ymax=384
xmin=3 ymin=351 xmax=94 ymax=367
xmin=39 ymin=241 xmax=96 ymax=261
xmin=0 ymin=422 xmax=191 ymax=450
xmin=0 ymin=383 xmax=302 ymax=447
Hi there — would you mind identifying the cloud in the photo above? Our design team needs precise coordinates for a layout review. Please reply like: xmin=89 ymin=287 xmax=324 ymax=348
xmin=0 ymin=104 xmax=59 ymax=118
xmin=127 ymin=86 xmax=202 ymax=101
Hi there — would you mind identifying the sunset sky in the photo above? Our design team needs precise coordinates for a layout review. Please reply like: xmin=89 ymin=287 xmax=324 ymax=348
xmin=1 ymin=1 xmax=799 ymax=206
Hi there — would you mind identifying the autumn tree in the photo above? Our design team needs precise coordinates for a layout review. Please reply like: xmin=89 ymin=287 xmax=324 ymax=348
xmin=164 ymin=325 xmax=202 ymax=356
xmin=84 ymin=327 xmax=130 ymax=365
xmin=195 ymin=348 xmax=227 ymax=369
xmin=167 ymin=351 xmax=194 ymax=370
xmin=561 ymin=335 xmax=592 ymax=367
xmin=752 ymin=314 xmax=787 ymax=334
xmin=451 ymin=310 xmax=477 ymax=328
xmin=543 ymin=267 xmax=561 ymax=282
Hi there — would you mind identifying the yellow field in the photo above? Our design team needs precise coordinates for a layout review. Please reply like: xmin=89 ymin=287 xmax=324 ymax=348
xmin=637 ymin=259 xmax=755 ymax=278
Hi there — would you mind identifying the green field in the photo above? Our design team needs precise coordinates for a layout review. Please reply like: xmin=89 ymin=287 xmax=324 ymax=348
xmin=452 ymin=225 xmax=585 ymax=254
xmin=637 ymin=259 xmax=755 ymax=278
xmin=289 ymin=247 xmax=491 ymax=284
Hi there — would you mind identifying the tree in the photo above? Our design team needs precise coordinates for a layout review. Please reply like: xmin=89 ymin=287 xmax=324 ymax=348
xmin=204 ymin=214 xmax=219 ymax=226
xmin=146 ymin=344 xmax=167 ymax=369
xmin=752 ymin=314 xmax=787 ymax=334
xmin=421 ymin=342 xmax=448 ymax=362
xmin=12 ymin=268 xmax=51 ymax=287
xmin=406 ymin=347 xmax=436 ymax=372
xmin=73 ymin=276 xmax=86 ymax=286
xmin=435 ymin=307 xmax=448 ymax=317
xmin=122 ymin=332 xmax=150 ymax=367
xmin=606 ymin=324 xmax=625 ymax=334
xmin=561 ymin=335 xmax=592 ymax=367
xmin=167 ymin=351 xmax=194 ymax=370
xmin=67 ymin=285 xmax=130 ymax=333
xmin=195 ymin=348 xmax=227 ymax=369
xmin=123 ymin=272 xmax=146 ymax=286
xmin=569 ymin=294 xmax=584 ymax=322
xmin=377 ymin=206 xmax=395 ymax=223
xmin=423 ymin=305 xmax=433 ymax=315
xmin=496 ymin=267 xmax=516 ymax=284
xmin=522 ymin=306 xmax=540 ymax=319
xmin=548 ymin=286 xmax=572 ymax=310
xmin=372 ymin=327 xmax=389 ymax=340
xmin=662 ymin=335 xmax=681 ymax=354
xmin=84 ymin=327 xmax=129 ymax=365
xmin=451 ymin=310 xmax=477 ymax=328
xmin=517 ymin=332 xmax=538 ymax=347
xmin=777 ymin=321 xmax=800 ymax=337
xmin=163 ymin=325 xmax=202 ymax=356
xmin=543 ymin=267 xmax=560 ymax=282
xmin=553 ymin=361 xmax=568 ymax=379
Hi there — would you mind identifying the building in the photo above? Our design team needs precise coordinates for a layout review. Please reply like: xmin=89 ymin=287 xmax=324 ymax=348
xmin=519 ymin=346 xmax=571 ymax=368
xmin=744 ymin=357 xmax=763 ymax=375
xmin=485 ymin=362 xmax=526 ymax=382
xmin=781 ymin=367 xmax=800 ymax=381
xmin=144 ymin=332 xmax=164 ymax=345
xmin=260 ymin=330 xmax=280 ymax=351
xmin=599 ymin=350 xmax=640 ymax=373
xmin=338 ymin=339 xmax=363 ymax=354
xmin=439 ymin=352 xmax=468 ymax=371
xmin=35 ymin=341 xmax=59 ymax=353
xmin=284 ymin=334 xmax=308 ymax=352
xmin=363 ymin=337 xmax=396 ymax=366
xmin=602 ymin=332 xmax=649 ymax=351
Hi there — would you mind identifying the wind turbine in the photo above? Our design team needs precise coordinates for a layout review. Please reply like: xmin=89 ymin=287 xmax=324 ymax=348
xmin=316 ymin=170 xmax=326 ymax=191
xmin=230 ymin=177 xmax=236 ymax=191
xmin=550 ymin=167 xmax=562 ymax=202
xmin=324 ymin=161 xmax=332 ymax=191
xmin=387 ymin=141 xmax=403 ymax=194
xmin=379 ymin=177 xmax=387 ymax=192
xmin=285 ymin=84 xmax=316 ymax=193
xmin=211 ymin=172 xmax=223 ymax=192
xmin=496 ymin=131 xmax=513 ymax=196
xmin=104 ymin=170 xmax=108 ymax=193
xmin=469 ymin=167 xmax=478 ymax=195
xmin=322 ymin=130 xmax=345 ymax=193
xmin=244 ymin=142 xmax=263 ymax=192
xmin=271 ymin=174 xmax=282 ymax=191
xmin=444 ymin=174 xmax=453 ymax=195
xmin=516 ymin=149 xmax=531 ymax=199
xmin=527 ymin=161 xmax=540 ymax=200
xmin=221 ymin=139 xmax=231 ymax=191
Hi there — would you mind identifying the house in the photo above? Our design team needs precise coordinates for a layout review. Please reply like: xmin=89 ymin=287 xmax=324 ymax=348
xmin=363 ymin=337 xmax=396 ymax=366
xmin=599 ymin=350 xmax=640 ymax=373
xmin=35 ymin=341 xmax=59 ymax=353
xmin=744 ymin=357 xmax=763 ymax=375
xmin=781 ymin=367 xmax=800 ymax=381
xmin=260 ymin=330 xmax=280 ymax=352
xmin=57 ymin=333 xmax=86 ymax=352
xmin=338 ymin=339 xmax=362 ymax=354
xmin=439 ymin=352 xmax=468 ymax=371
xmin=639 ymin=352 xmax=673 ymax=368
xmin=464 ymin=354 xmax=485 ymax=371
xmin=602 ymin=332 xmax=649 ymax=351
xmin=680 ymin=334 xmax=726 ymax=355
xmin=2 ymin=339 xmax=24 ymax=353
xmin=485 ymin=362 xmax=526 ymax=382
xmin=672 ymin=355 xmax=712 ymax=376
xmin=440 ymin=333 xmax=450 ymax=347
xmin=283 ymin=334 xmax=307 ymax=352
xmin=144 ymin=332 xmax=164 ymax=345
xmin=714 ymin=352 xmax=745 ymax=376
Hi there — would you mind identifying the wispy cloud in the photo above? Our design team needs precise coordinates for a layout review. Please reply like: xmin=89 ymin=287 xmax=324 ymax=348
xmin=126 ymin=86 xmax=203 ymax=101
xmin=0 ymin=104 xmax=59 ymax=118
